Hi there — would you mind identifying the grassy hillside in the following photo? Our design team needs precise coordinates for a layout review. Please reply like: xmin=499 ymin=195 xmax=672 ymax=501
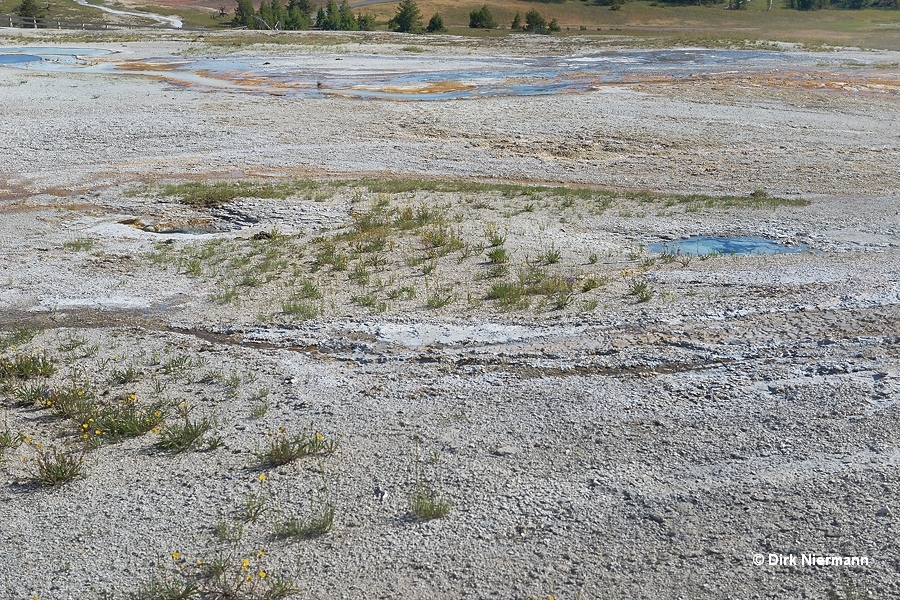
xmin=2 ymin=0 xmax=898 ymax=50
xmin=382 ymin=0 xmax=900 ymax=50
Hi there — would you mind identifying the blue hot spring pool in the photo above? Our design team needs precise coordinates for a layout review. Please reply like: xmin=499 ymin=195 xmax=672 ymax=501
xmin=647 ymin=236 xmax=807 ymax=256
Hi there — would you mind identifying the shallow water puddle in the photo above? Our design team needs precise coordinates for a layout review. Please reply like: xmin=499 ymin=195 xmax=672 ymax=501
xmin=648 ymin=236 xmax=808 ymax=256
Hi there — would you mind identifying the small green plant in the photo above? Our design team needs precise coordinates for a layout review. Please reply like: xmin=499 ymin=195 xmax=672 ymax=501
xmin=63 ymin=237 xmax=95 ymax=252
xmin=85 ymin=393 xmax=166 ymax=445
xmin=408 ymin=441 xmax=450 ymax=521
xmin=223 ymin=372 xmax=242 ymax=399
xmin=157 ymin=403 xmax=216 ymax=454
xmin=282 ymin=298 xmax=319 ymax=319
xmin=426 ymin=286 xmax=454 ymax=309
xmin=250 ymin=401 xmax=269 ymax=419
xmin=409 ymin=485 xmax=451 ymax=521
xmin=312 ymin=243 xmax=348 ymax=272
xmin=540 ymin=244 xmax=562 ymax=265
xmin=421 ymin=225 xmax=456 ymax=252
xmin=481 ymin=264 xmax=508 ymax=279
xmin=486 ymin=281 xmax=528 ymax=309
xmin=484 ymin=223 xmax=506 ymax=247
xmin=0 ymin=421 xmax=23 ymax=453
xmin=348 ymin=261 xmax=370 ymax=285
xmin=588 ymin=252 xmax=598 ymax=264
xmin=486 ymin=247 xmax=508 ymax=264
xmin=58 ymin=336 xmax=86 ymax=353
xmin=163 ymin=354 xmax=192 ymax=376
xmin=549 ymin=289 xmax=573 ymax=310
xmin=420 ymin=260 xmax=437 ymax=275
xmin=581 ymin=276 xmax=607 ymax=292
xmin=111 ymin=364 xmax=142 ymax=385
xmin=629 ymin=279 xmax=654 ymax=303
xmin=276 ymin=502 xmax=335 ymax=539
xmin=387 ymin=286 xmax=415 ymax=300
xmin=239 ymin=492 xmax=269 ymax=523
xmin=639 ymin=256 xmax=656 ymax=270
xmin=214 ymin=519 xmax=244 ymax=543
xmin=34 ymin=446 xmax=84 ymax=486
xmin=292 ymin=279 xmax=321 ymax=300
xmin=44 ymin=384 xmax=94 ymax=421
xmin=261 ymin=429 xmax=337 ymax=467
xmin=134 ymin=573 xmax=201 ymax=600
xmin=12 ymin=382 xmax=47 ymax=406
xmin=351 ymin=292 xmax=378 ymax=309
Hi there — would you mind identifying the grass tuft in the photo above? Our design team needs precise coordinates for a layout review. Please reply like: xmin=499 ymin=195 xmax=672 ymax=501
xmin=409 ymin=485 xmax=451 ymax=521
xmin=261 ymin=429 xmax=337 ymax=467
xmin=34 ymin=446 xmax=84 ymax=486
xmin=157 ymin=404 xmax=216 ymax=454
xmin=276 ymin=502 xmax=335 ymax=539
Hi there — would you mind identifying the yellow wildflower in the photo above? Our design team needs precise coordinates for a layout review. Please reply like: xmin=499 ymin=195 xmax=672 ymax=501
xmin=258 ymin=474 xmax=267 ymax=482
xmin=258 ymin=571 xmax=266 ymax=579
xmin=171 ymin=551 xmax=181 ymax=561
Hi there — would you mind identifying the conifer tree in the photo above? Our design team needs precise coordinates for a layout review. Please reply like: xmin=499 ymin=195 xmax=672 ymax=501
xmin=388 ymin=0 xmax=421 ymax=32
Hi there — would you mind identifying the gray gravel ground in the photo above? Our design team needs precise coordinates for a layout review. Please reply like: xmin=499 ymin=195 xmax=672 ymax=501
xmin=1 ymin=29 xmax=899 ymax=600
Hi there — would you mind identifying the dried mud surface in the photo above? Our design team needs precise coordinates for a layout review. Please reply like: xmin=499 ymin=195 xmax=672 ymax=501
xmin=1 ymin=30 xmax=899 ymax=600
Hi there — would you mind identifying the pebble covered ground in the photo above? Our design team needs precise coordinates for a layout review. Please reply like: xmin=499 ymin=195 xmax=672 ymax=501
xmin=1 ymin=29 xmax=899 ymax=600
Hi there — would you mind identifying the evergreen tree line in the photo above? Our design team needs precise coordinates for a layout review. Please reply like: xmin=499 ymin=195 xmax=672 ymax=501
xmin=469 ymin=4 xmax=561 ymax=32
xmin=233 ymin=0 xmax=376 ymax=30
xmin=231 ymin=0 xmax=896 ymax=32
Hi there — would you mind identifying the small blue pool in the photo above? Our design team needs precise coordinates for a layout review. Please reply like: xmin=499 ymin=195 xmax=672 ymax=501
xmin=0 ymin=54 xmax=40 ymax=65
xmin=648 ymin=236 xmax=806 ymax=256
